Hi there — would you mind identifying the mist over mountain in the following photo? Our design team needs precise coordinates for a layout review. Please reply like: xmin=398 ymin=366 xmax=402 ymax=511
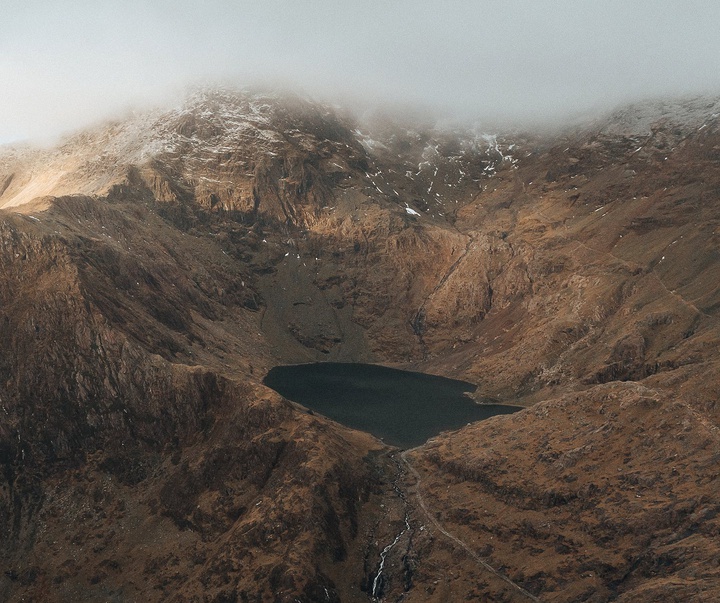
xmin=4 ymin=1 xmax=720 ymax=144
xmin=1 ymin=86 xmax=720 ymax=601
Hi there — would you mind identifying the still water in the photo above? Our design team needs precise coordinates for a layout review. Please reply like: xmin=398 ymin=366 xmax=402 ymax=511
xmin=263 ymin=362 xmax=521 ymax=449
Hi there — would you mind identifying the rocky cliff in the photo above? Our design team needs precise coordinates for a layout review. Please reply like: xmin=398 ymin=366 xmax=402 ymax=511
xmin=1 ymin=88 xmax=719 ymax=602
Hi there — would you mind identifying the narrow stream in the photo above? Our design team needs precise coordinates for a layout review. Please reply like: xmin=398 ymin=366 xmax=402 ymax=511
xmin=372 ymin=454 xmax=412 ymax=601
xmin=263 ymin=362 xmax=524 ymax=599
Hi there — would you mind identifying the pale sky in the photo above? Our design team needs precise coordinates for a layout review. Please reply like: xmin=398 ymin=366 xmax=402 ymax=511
xmin=3 ymin=0 xmax=720 ymax=143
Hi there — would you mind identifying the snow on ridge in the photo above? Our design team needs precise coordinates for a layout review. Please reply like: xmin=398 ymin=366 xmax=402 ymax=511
xmin=354 ymin=129 xmax=388 ymax=152
xmin=481 ymin=134 xmax=504 ymax=161
xmin=0 ymin=89 xmax=296 ymax=206
xmin=598 ymin=95 xmax=720 ymax=137
xmin=77 ymin=89 xmax=288 ymax=164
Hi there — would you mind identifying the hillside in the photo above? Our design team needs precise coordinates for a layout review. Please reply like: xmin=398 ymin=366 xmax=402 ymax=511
xmin=1 ymin=88 xmax=719 ymax=602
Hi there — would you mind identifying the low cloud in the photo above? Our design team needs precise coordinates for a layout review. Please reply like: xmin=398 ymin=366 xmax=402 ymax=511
xmin=3 ymin=0 xmax=720 ymax=143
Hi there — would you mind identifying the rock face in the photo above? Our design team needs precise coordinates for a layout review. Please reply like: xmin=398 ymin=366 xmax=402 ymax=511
xmin=406 ymin=382 xmax=720 ymax=602
xmin=1 ymin=88 xmax=720 ymax=601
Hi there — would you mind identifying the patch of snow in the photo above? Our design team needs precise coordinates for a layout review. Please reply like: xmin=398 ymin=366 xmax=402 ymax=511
xmin=354 ymin=129 xmax=388 ymax=152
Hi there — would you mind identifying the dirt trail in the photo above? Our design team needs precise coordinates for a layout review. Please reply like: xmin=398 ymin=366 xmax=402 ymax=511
xmin=400 ymin=450 xmax=542 ymax=603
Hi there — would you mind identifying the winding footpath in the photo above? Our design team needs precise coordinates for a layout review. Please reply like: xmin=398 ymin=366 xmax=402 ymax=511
xmin=400 ymin=450 xmax=542 ymax=603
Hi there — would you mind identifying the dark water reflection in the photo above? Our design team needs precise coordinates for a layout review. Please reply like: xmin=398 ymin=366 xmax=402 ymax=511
xmin=263 ymin=362 xmax=521 ymax=449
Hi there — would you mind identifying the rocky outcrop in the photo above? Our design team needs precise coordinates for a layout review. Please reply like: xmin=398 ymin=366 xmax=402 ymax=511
xmin=1 ymin=90 xmax=720 ymax=601
xmin=406 ymin=382 xmax=720 ymax=602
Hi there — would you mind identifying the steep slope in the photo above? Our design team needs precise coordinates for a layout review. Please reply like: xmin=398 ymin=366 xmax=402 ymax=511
xmin=410 ymin=97 xmax=720 ymax=398
xmin=0 ymin=195 xmax=395 ymax=602
xmin=404 ymin=381 xmax=720 ymax=602
xmin=1 ymin=89 xmax=720 ymax=602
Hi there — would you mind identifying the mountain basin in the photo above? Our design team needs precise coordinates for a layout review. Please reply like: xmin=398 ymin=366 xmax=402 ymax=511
xmin=263 ymin=362 xmax=522 ymax=449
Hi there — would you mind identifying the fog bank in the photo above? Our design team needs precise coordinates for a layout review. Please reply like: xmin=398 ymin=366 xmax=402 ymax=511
xmin=3 ymin=0 xmax=720 ymax=143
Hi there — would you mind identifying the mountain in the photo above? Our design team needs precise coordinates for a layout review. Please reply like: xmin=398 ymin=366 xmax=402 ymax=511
xmin=1 ymin=88 xmax=719 ymax=602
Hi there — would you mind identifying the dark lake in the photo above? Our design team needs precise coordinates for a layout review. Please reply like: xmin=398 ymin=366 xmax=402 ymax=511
xmin=263 ymin=362 xmax=521 ymax=449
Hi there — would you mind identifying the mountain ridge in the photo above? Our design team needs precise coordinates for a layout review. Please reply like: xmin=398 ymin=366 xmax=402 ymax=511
xmin=1 ymin=88 xmax=720 ymax=602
